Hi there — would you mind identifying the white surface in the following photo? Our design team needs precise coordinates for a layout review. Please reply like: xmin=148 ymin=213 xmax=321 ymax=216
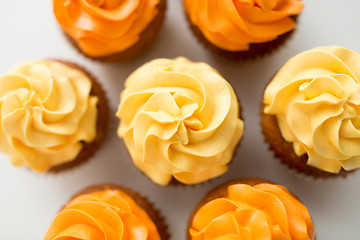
xmin=0 ymin=0 xmax=360 ymax=239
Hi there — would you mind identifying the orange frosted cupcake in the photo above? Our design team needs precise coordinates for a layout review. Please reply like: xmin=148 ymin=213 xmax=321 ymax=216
xmin=188 ymin=178 xmax=315 ymax=240
xmin=44 ymin=184 xmax=169 ymax=240
xmin=0 ymin=60 xmax=108 ymax=173
xmin=53 ymin=0 xmax=166 ymax=61
xmin=262 ymin=46 xmax=360 ymax=177
xmin=184 ymin=0 xmax=304 ymax=60
xmin=116 ymin=57 xmax=244 ymax=186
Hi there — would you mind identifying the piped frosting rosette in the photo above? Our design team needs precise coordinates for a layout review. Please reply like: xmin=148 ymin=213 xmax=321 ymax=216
xmin=116 ymin=57 xmax=243 ymax=185
xmin=264 ymin=46 xmax=360 ymax=173
xmin=189 ymin=183 xmax=315 ymax=239
xmin=53 ymin=0 xmax=160 ymax=57
xmin=44 ymin=189 xmax=161 ymax=240
xmin=0 ymin=60 xmax=98 ymax=172
xmin=184 ymin=0 xmax=304 ymax=51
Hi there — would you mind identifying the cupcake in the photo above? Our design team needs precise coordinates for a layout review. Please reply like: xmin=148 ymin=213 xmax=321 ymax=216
xmin=183 ymin=0 xmax=304 ymax=60
xmin=188 ymin=178 xmax=315 ymax=240
xmin=0 ymin=60 xmax=108 ymax=172
xmin=116 ymin=57 xmax=244 ymax=186
xmin=44 ymin=184 xmax=168 ymax=240
xmin=262 ymin=46 xmax=360 ymax=177
xmin=53 ymin=0 xmax=166 ymax=61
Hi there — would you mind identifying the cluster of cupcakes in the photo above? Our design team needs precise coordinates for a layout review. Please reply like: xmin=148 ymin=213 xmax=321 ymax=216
xmin=2 ymin=0 xmax=360 ymax=239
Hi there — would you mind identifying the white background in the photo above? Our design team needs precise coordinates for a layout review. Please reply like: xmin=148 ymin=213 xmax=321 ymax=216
xmin=0 ymin=0 xmax=360 ymax=239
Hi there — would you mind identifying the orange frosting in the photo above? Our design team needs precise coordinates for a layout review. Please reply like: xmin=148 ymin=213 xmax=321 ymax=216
xmin=53 ymin=0 xmax=160 ymax=57
xmin=184 ymin=0 xmax=304 ymax=51
xmin=44 ymin=189 xmax=161 ymax=240
xmin=190 ymin=183 xmax=315 ymax=240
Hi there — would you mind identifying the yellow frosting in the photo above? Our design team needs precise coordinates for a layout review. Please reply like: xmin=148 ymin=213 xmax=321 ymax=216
xmin=116 ymin=57 xmax=243 ymax=185
xmin=0 ymin=60 xmax=98 ymax=172
xmin=184 ymin=0 xmax=304 ymax=51
xmin=53 ymin=0 xmax=160 ymax=57
xmin=44 ymin=189 xmax=161 ymax=240
xmin=264 ymin=46 xmax=360 ymax=173
xmin=190 ymin=183 xmax=315 ymax=240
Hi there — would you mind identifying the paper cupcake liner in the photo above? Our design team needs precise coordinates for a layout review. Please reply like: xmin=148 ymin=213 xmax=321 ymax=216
xmin=184 ymin=8 xmax=299 ymax=61
xmin=63 ymin=0 xmax=166 ymax=62
xmin=48 ymin=60 xmax=109 ymax=173
xmin=260 ymin=103 xmax=354 ymax=178
xmin=65 ymin=184 xmax=170 ymax=240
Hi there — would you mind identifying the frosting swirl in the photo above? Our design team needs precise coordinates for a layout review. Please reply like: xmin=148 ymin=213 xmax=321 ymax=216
xmin=44 ymin=189 xmax=161 ymax=240
xmin=264 ymin=46 xmax=360 ymax=173
xmin=184 ymin=0 xmax=304 ymax=51
xmin=0 ymin=60 xmax=98 ymax=172
xmin=116 ymin=57 xmax=243 ymax=185
xmin=190 ymin=183 xmax=315 ymax=240
xmin=53 ymin=0 xmax=160 ymax=57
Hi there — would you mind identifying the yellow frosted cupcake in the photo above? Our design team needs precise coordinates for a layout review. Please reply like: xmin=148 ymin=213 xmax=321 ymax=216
xmin=188 ymin=178 xmax=315 ymax=240
xmin=262 ymin=46 xmax=360 ymax=177
xmin=116 ymin=57 xmax=244 ymax=185
xmin=0 ymin=60 xmax=108 ymax=173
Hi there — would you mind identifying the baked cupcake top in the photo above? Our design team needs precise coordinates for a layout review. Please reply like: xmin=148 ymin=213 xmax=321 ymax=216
xmin=184 ymin=0 xmax=304 ymax=51
xmin=264 ymin=46 xmax=360 ymax=173
xmin=0 ymin=60 xmax=98 ymax=172
xmin=189 ymin=183 xmax=315 ymax=240
xmin=53 ymin=0 xmax=160 ymax=57
xmin=116 ymin=57 xmax=244 ymax=185
xmin=44 ymin=188 xmax=161 ymax=240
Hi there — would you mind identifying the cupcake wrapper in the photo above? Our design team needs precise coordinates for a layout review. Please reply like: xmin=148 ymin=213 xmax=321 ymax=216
xmin=260 ymin=103 xmax=354 ymax=178
xmin=64 ymin=0 xmax=166 ymax=62
xmin=184 ymin=7 xmax=299 ymax=61
xmin=48 ymin=60 xmax=109 ymax=173
xmin=66 ymin=184 xmax=170 ymax=240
